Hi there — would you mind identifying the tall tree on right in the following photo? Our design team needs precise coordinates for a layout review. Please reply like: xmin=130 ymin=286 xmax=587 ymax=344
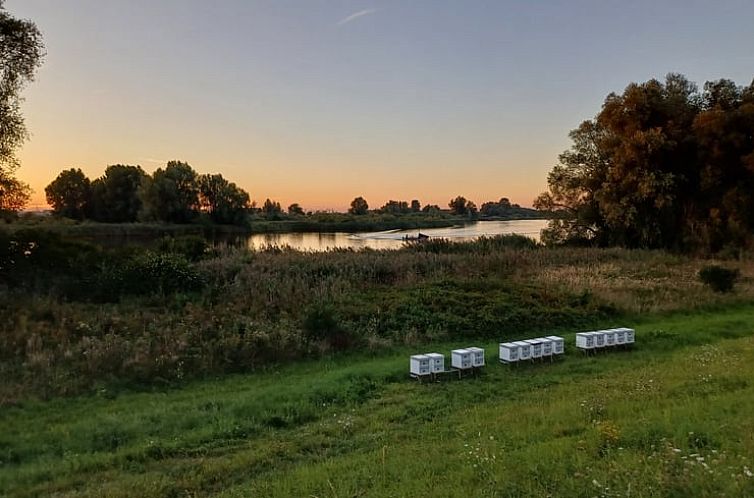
xmin=535 ymin=73 xmax=754 ymax=252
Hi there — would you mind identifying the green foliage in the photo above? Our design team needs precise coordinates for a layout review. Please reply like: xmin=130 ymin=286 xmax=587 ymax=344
xmin=406 ymin=234 xmax=538 ymax=253
xmin=45 ymin=168 xmax=90 ymax=219
xmin=536 ymin=73 xmax=754 ymax=252
xmin=3 ymin=239 xmax=753 ymax=402
xmin=303 ymin=303 xmax=353 ymax=350
xmin=157 ymin=235 xmax=209 ymax=261
xmin=0 ymin=227 xmax=101 ymax=288
xmin=699 ymin=265 xmax=740 ymax=293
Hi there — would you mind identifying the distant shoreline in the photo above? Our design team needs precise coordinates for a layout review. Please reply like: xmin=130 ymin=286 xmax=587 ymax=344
xmin=2 ymin=213 xmax=549 ymax=240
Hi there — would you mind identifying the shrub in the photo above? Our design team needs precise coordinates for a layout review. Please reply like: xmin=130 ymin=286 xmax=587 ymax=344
xmin=698 ymin=265 xmax=739 ymax=293
xmin=302 ymin=303 xmax=353 ymax=350
xmin=157 ymin=235 xmax=209 ymax=261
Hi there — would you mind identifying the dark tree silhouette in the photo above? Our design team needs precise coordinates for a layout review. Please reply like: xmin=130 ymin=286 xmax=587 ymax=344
xmin=349 ymin=196 xmax=369 ymax=215
xmin=89 ymin=165 xmax=147 ymax=222
xmin=198 ymin=173 xmax=250 ymax=225
xmin=45 ymin=168 xmax=90 ymax=219
xmin=139 ymin=161 xmax=200 ymax=223
xmin=287 ymin=203 xmax=304 ymax=216
xmin=0 ymin=1 xmax=44 ymax=212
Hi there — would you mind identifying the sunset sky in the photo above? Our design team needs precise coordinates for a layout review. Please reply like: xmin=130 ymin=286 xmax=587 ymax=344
xmin=9 ymin=0 xmax=754 ymax=211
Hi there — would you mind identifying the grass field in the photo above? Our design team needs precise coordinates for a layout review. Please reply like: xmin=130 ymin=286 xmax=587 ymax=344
xmin=3 ymin=304 xmax=754 ymax=497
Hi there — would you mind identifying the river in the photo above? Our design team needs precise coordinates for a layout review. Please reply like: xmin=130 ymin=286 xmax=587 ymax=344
xmin=244 ymin=219 xmax=549 ymax=252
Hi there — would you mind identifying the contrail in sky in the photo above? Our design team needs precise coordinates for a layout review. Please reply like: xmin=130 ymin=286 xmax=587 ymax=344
xmin=337 ymin=9 xmax=377 ymax=26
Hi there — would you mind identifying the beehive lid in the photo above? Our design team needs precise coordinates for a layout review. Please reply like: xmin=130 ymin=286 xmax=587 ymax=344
xmin=467 ymin=347 xmax=484 ymax=353
xmin=426 ymin=353 xmax=443 ymax=359
xmin=410 ymin=354 xmax=429 ymax=361
xmin=500 ymin=342 xmax=517 ymax=348
xmin=451 ymin=348 xmax=470 ymax=355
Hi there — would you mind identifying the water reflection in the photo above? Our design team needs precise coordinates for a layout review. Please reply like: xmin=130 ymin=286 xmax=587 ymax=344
xmin=245 ymin=219 xmax=549 ymax=252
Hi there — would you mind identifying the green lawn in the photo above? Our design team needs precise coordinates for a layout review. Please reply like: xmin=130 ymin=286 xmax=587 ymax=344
xmin=3 ymin=305 xmax=754 ymax=497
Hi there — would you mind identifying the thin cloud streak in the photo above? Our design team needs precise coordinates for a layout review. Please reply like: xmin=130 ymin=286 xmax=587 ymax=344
xmin=336 ymin=8 xmax=377 ymax=26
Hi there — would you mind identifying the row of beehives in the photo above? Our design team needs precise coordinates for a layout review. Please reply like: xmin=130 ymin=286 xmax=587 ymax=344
xmin=409 ymin=347 xmax=485 ymax=377
xmin=499 ymin=335 xmax=565 ymax=363
xmin=575 ymin=327 xmax=635 ymax=350
xmin=410 ymin=328 xmax=636 ymax=376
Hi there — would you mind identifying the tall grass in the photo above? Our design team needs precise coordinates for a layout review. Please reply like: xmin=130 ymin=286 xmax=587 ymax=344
xmin=2 ymin=235 xmax=754 ymax=403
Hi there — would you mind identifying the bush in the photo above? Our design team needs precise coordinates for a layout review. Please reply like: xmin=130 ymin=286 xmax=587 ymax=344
xmin=157 ymin=235 xmax=209 ymax=261
xmin=698 ymin=265 xmax=739 ymax=293
xmin=302 ymin=304 xmax=353 ymax=350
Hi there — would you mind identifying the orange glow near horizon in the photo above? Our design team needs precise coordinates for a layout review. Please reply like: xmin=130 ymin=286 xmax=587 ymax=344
xmin=12 ymin=1 xmax=751 ymax=214
xmin=19 ymin=151 xmax=549 ymax=212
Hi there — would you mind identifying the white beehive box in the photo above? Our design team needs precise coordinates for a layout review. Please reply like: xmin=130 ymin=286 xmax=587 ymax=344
xmin=592 ymin=331 xmax=606 ymax=348
xmin=525 ymin=339 xmax=543 ymax=358
xmin=575 ymin=332 xmax=594 ymax=350
xmin=467 ymin=347 xmax=485 ymax=367
xmin=451 ymin=349 xmax=473 ymax=369
xmin=615 ymin=328 xmax=627 ymax=345
xmin=410 ymin=354 xmax=431 ymax=377
xmin=546 ymin=336 xmax=565 ymax=355
xmin=515 ymin=341 xmax=532 ymax=360
xmin=603 ymin=329 xmax=616 ymax=347
xmin=539 ymin=337 xmax=553 ymax=357
xmin=426 ymin=353 xmax=444 ymax=373
xmin=625 ymin=327 xmax=635 ymax=344
xmin=499 ymin=342 xmax=519 ymax=363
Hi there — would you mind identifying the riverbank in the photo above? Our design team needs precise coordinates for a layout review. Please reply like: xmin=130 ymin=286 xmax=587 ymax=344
xmin=4 ymin=212 xmax=548 ymax=241
xmin=3 ymin=303 xmax=754 ymax=497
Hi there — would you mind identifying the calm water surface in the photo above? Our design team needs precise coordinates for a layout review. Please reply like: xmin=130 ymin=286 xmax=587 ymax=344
xmin=245 ymin=219 xmax=549 ymax=252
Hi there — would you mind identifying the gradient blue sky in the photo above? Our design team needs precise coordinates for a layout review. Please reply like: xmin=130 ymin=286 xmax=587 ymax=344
xmin=9 ymin=0 xmax=754 ymax=210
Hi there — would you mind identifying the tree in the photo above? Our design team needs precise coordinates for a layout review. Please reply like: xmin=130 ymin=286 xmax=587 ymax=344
xmin=287 ymin=203 xmax=304 ymax=216
xmin=422 ymin=203 xmax=441 ymax=214
xmin=380 ymin=200 xmax=410 ymax=214
xmin=198 ymin=173 xmax=250 ymax=225
xmin=139 ymin=161 xmax=199 ymax=223
xmin=262 ymin=198 xmax=282 ymax=219
xmin=45 ymin=168 xmax=90 ymax=219
xmin=0 ymin=1 xmax=44 ymax=212
xmin=410 ymin=199 xmax=421 ymax=212
xmin=349 ymin=196 xmax=369 ymax=215
xmin=89 ymin=165 xmax=147 ymax=222
xmin=535 ymin=73 xmax=754 ymax=251
xmin=480 ymin=197 xmax=520 ymax=217
xmin=0 ymin=171 xmax=30 ymax=213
